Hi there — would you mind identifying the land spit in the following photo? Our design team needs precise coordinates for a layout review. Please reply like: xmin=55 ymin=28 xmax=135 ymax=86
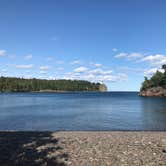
xmin=0 ymin=131 xmax=165 ymax=166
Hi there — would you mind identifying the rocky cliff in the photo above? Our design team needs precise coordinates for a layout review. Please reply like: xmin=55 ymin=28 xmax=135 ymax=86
xmin=99 ymin=84 xmax=107 ymax=92
xmin=139 ymin=86 xmax=166 ymax=97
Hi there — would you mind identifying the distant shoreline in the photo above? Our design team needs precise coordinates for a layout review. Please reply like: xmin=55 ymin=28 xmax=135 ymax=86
xmin=0 ymin=91 xmax=140 ymax=93
xmin=0 ymin=90 xmax=109 ymax=93
xmin=0 ymin=77 xmax=107 ymax=92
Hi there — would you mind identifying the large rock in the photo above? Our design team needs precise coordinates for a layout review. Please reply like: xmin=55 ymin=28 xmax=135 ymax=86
xmin=140 ymin=86 xmax=166 ymax=97
xmin=99 ymin=84 xmax=107 ymax=92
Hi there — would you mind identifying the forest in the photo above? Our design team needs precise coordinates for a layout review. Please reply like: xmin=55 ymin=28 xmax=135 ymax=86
xmin=0 ymin=77 xmax=102 ymax=92
xmin=141 ymin=64 xmax=166 ymax=90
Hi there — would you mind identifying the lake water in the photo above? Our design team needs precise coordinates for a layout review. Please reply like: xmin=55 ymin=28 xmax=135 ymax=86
xmin=0 ymin=92 xmax=166 ymax=131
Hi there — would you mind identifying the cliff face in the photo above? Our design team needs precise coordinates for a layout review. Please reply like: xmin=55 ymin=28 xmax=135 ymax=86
xmin=140 ymin=86 xmax=166 ymax=97
xmin=99 ymin=84 xmax=107 ymax=92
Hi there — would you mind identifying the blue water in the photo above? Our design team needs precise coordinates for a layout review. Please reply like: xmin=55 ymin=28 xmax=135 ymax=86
xmin=0 ymin=92 xmax=166 ymax=131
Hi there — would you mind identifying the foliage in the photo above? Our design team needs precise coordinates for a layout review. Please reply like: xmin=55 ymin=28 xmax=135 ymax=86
xmin=0 ymin=77 xmax=102 ymax=92
xmin=141 ymin=64 xmax=166 ymax=90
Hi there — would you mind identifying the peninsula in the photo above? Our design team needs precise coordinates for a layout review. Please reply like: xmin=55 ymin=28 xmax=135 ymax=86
xmin=0 ymin=77 xmax=107 ymax=92
xmin=140 ymin=64 xmax=166 ymax=96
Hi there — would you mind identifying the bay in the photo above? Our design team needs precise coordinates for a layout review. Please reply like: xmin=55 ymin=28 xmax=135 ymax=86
xmin=0 ymin=92 xmax=166 ymax=131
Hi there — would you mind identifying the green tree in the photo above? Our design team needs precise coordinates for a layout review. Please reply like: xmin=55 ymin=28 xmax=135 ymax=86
xmin=0 ymin=77 xmax=104 ymax=92
xmin=141 ymin=64 xmax=166 ymax=90
xmin=162 ymin=64 xmax=166 ymax=73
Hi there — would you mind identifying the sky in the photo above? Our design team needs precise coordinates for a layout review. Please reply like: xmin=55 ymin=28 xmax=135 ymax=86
xmin=0 ymin=0 xmax=166 ymax=91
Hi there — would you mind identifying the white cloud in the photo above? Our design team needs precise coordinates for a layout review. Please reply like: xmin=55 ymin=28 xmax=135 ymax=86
xmin=95 ymin=63 xmax=102 ymax=67
xmin=140 ymin=54 xmax=166 ymax=66
xmin=73 ymin=66 xmax=88 ymax=73
xmin=70 ymin=60 xmax=81 ymax=65
xmin=0 ymin=50 xmax=7 ymax=57
xmin=127 ymin=53 xmax=143 ymax=59
xmin=40 ymin=71 xmax=47 ymax=75
xmin=89 ymin=69 xmax=112 ymax=75
xmin=114 ymin=52 xmax=143 ymax=59
xmin=114 ymin=53 xmax=128 ymax=58
xmin=63 ymin=72 xmax=95 ymax=81
xmin=144 ymin=68 xmax=164 ymax=77
xmin=65 ymin=66 xmax=127 ymax=83
xmin=39 ymin=66 xmax=50 ymax=70
xmin=112 ymin=48 xmax=118 ymax=52
xmin=92 ymin=63 xmax=102 ymax=67
xmin=97 ymin=73 xmax=128 ymax=82
xmin=15 ymin=64 xmax=33 ymax=69
xmin=25 ymin=54 xmax=32 ymax=60
xmin=48 ymin=76 xmax=56 ymax=80
xmin=64 ymin=71 xmax=127 ymax=83
xmin=115 ymin=53 xmax=166 ymax=68
xmin=118 ymin=66 xmax=144 ymax=73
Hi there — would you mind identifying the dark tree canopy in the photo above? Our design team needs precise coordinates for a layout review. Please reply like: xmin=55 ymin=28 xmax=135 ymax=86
xmin=141 ymin=64 xmax=166 ymax=90
xmin=162 ymin=64 xmax=166 ymax=72
xmin=0 ymin=77 xmax=102 ymax=92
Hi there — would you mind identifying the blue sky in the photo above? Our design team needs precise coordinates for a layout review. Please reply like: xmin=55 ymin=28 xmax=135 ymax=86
xmin=0 ymin=0 xmax=166 ymax=91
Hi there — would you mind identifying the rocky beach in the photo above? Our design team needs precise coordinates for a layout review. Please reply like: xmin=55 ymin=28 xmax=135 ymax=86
xmin=0 ymin=131 xmax=166 ymax=166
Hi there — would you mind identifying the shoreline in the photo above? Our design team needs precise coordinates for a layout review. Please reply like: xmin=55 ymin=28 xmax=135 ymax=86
xmin=0 ymin=90 xmax=108 ymax=93
xmin=0 ymin=131 xmax=165 ymax=165
xmin=1 ymin=129 xmax=166 ymax=132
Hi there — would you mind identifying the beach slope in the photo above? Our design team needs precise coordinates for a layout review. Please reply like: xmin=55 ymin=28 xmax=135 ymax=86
xmin=0 ymin=131 xmax=165 ymax=166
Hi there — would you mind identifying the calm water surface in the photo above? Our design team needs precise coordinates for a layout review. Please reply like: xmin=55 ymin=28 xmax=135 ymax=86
xmin=0 ymin=92 xmax=166 ymax=131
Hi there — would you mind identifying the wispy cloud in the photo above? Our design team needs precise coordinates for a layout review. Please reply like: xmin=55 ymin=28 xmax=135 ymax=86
xmin=114 ymin=53 xmax=128 ymax=58
xmin=66 ymin=66 xmax=128 ymax=83
xmin=25 ymin=54 xmax=32 ymax=60
xmin=64 ymin=71 xmax=127 ymax=83
xmin=15 ymin=64 xmax=34 ymax=69
xmin=70 ymin=60 xmax=81 ymax=65
xmin=144 ymin=67 xmax=164 ymax=77
xmin=46 ymin=57 xmax=53 ymax=61
xmin=140 ymin=54 xmax=166 ymax=66
xmin=0 ymin=50 xmax=7 ymax=57
xmin=90 ymin=62 xmax=102 ymax=68
xmin=73 ymin=66 xmax=88 ymax=73
xmin=112 ymin=48 xmax=118 ymax=52
xmin=117 ymin=66 xmax=144 ymax=73
xmin=40 ymin=70 xmax=47 ymax=75
xmin=114 ymin=52 xmax=143 ymax=59
xmin=127 ymin=53 xmax=143 ymax=59
xmin=39 ymin=66 xmax=50 ymax=70
xmin=89 ymin=68 xmax=112 ymax=75
xmin=94 ymin=63 xmax=102 ymax=67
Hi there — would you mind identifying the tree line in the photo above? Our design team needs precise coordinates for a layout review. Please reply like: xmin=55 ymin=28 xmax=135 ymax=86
xmin=141 ymin=64 xmax=166 ymax=90
xmin=0 ymin=77 xmax=102 ymax=92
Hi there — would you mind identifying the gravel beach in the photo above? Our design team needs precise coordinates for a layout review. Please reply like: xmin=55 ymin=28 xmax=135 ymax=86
xmin=0 ymin=131 xmax=166 ymax=166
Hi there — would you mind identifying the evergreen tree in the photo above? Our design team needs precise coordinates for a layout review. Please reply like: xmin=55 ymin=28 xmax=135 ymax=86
xmin=0 ymin=77 xmax=103 ymax=92
xmin=141 ymin=64 xmax=166 ymax=90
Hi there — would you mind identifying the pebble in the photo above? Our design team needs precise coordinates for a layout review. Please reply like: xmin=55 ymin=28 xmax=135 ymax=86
xmin=1 ymin=131 xmax=166 ymax=166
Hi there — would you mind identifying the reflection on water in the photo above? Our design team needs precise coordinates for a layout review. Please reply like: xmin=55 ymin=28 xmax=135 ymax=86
xmin=140 ymin=97 xmax=166 ymax=130
xmin=0 ymin=92 xmax=166 ymax=131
